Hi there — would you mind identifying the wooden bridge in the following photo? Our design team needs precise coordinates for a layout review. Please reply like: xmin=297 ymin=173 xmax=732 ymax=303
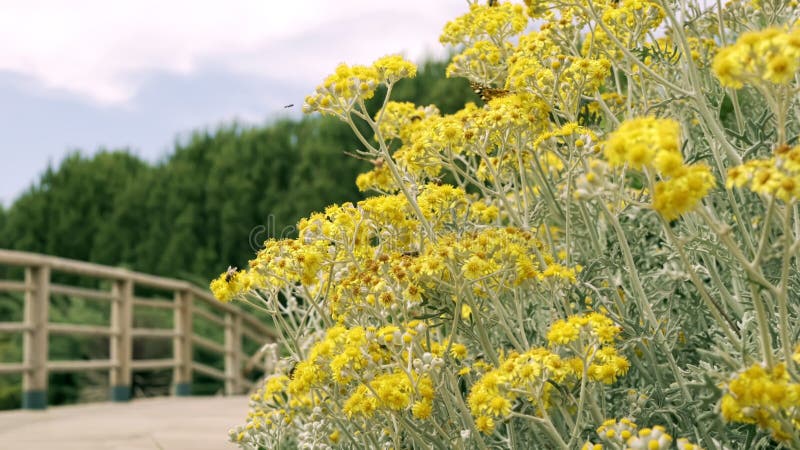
xmin=0 ymin=249 xmax=277 ymax=448
xmin=0 ymin=395 xmax=249 ymax=449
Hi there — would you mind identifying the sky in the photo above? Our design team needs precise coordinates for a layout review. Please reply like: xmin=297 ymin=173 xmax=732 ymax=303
xmin=0 ymin=0 xmax=468 ymax=206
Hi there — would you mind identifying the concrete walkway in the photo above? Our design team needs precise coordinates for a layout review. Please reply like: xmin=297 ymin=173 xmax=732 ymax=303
xmin=0 ymin=396 xmax=249 ymax=450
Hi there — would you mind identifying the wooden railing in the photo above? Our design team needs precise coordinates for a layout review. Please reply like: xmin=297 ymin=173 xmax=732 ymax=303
xmin=0 ymin=249 xmax=277 ymax=409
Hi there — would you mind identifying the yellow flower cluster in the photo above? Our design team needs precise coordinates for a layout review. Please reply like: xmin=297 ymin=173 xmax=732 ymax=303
xmin=534 ymin=122 xmax=597 ymax=153
xmin=546 ymin=312 xmax=621 ymax=346
xmin=454 ymin=227 xmax=577 ymax=286
xmin=720 ymin=362 xmax=800 ymax=441
xmin=211 ymin=194 xmax=417 ymax=302
xmin=604 ymin=117 xmax=680 ymax=171
xmin=440 ymin=2 xmax=528 ymax=47
xmin=230 ymin=323 xmax=455 ymax=446
xmin=546 ymin=313 xmax=630 ymax=384
xmin=330 ymin=224 xmax=575 ymax=319
xmin=601 ymin=0 xmax=665 ymax=45
xmin=359 ymin=102 xmax=483 ymax=189
xmin=713 ymin=27 xmax=800 ymax=88
xmin=355 ymin=162 xmax=396 ymax=192
xmin=594 ymin=417 xmax=638 ymax=445
xmin=625 ymin=426 xmax=674 ymax=450
xmin=440 ymin=3 xmax=527 ymax=89
xmin=344 ymin=371 xmax=414 ymax=416
xmin=373 ymin=54 xmax=418 ymax=84
xmin=303 ymin=55 xmax=416 ymax=117
xmin=506 ymin=30 xmax=611 ymax=112
xmin=469 ymin=200 xmax=501 ymax=223
xmin=468 ymin=346 xmax=571 ymax=434
xmin=472 ymin=92 xmax=550 ymax=137
xmin=374 ymin=101 xmax=438 ymax=143
xmin=581 ymin=0 xmax=665 ymax=59
xmin=469 ymin=313 xmax=628 ymax=434
xmin=586 ymin=418 xmax=703 ymax=450
xmin=210 ymin=268 xmax=249 ymax=303
xmin=417 ymin=183 xmax=469 ymax=226
xmin=212 ymin=177 xmax=576 ymax=331
xmin=726 ymin=144 xmax=800 ymax=203
xmin=446 ymin=40 xmax=513 ymax=81
xmin=300 ymin=324 xmax=445 ymax=409
xmin=243 ymin=374 xmax=292 ymax=433
xmin=604 ymin=117 xmax=715 ymax=220
xmin=652 ymin=164 xmax=716 ymax=221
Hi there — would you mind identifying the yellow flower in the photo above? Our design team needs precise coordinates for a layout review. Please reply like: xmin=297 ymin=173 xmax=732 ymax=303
xmin=726 ymin=146 xmax=800 ymax=203
xmin=373 ymin=55 xmax=417 ymax=83
xmin=343 ymin=385 xmax=378 ymax=418
xmin=547 ymin=318 xmax=582 ymax=345
xmin=546 ymin=313 xmax=622 ymax=346
xmin=604 ymin=117 xmax=680 ymax=171
xmin=626 ymin=425 xmax=673 ymax=450
xmin=450 ymin=343 xmax=468 ymax=359
xmin=487 ymin=395 xmax=512 ymax=416
xmin=597 ymin=418 xmax=637 ymax=445
xmin=652 ymin=163 xmax=715 ymax=220
xmin=721 ymin=362 xmax=800 ymax=440
xmin=305 ymin=54 xmax=414 ymax=117
xmin=412 ymin=400 xmax=433 ymax=420
xmin=440 ymin=2 xmax=528 ymax=46
xmin=372 ymin=371 xmax=413 ymax=410
xmin=474 ymin=415 xmax=496 ymax=434
xmin=462 ymin=254 xmax=495 ymax=280
xmin=713 ymin=27 xmax=800 ymax=88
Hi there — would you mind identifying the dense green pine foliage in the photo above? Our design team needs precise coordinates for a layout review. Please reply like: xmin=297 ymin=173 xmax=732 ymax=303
xmin=0 ymin=59 xmax=475 ymax=408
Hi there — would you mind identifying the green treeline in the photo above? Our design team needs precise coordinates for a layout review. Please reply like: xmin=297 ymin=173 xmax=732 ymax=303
xmin=0 ymin=60 xmax=475 ymax=408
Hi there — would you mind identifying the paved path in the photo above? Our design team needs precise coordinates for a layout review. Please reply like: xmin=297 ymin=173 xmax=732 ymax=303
xmin=0 ymin=396 xmax=249 ymax=450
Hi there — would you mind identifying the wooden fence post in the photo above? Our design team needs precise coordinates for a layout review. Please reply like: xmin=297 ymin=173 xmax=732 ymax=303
xmin=172 ymin=290 xmax=192 ymax=396
xmin=22 ymin=265 xmax=50 ymax=409
xmin=110 ymin=278 xmax=133 ymax=402
xmin=224 ymin=312 xmax=241 ymax=395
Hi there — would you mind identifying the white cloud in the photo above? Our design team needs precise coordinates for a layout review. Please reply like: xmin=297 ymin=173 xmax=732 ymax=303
xmin=0 ymin=0 xmax=466 ymax=105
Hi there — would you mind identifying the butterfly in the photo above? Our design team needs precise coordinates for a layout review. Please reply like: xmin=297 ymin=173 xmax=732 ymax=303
xmin=469 ymin=81 xmax=511 ymax=103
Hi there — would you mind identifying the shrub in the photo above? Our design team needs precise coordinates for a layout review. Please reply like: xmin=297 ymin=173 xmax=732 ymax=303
xmin=215 ymin=1 xmax=800 ymax=448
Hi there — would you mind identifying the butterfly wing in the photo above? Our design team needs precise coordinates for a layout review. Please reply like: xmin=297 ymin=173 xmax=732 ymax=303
xmin=469 ymin=81 xmax=511 ymax=103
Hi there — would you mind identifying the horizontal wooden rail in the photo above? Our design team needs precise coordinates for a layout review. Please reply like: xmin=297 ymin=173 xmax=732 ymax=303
xmin=192 ymin=362 xmax=226 ymax=381
xmin=189 ymin=286 xmax=278 ymax=340
xmin=0 ymin=322 xmax=32 ymax=333
xmin=191 ymin=306 xmax=225 ymax=326
xmin=131 ymin=328 xmax=177 ymax=339
xmin=192 ymin=335 xmax=225 ymax=354
xmin=132 ymin=297 xmax=174 ymax=310
xmin=0 ymin=363 xmax=30 ymax=374
xmin=0 ymin=248 xmax=278 ymax=410
xmin=49 ymin=360 xmax=118 ymax=372
xmin=0 ymin=280 xmax=29 ymax=292
xmin=131 ymin=359 xmax=177 ymax=370
xmin=49 ymin=323 xmax=116 ymax=336
xmin=50 ymin=284 xmax=113 ymax=301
